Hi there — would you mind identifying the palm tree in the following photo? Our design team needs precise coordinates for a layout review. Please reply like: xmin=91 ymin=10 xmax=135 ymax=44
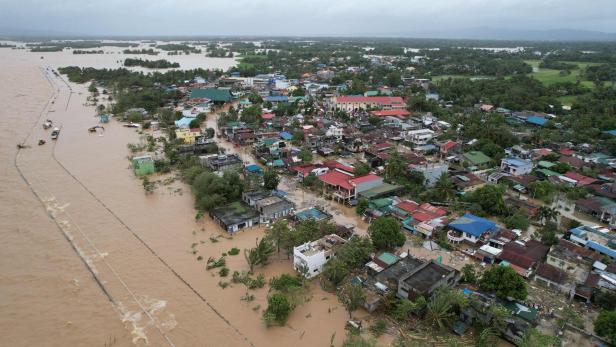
xmin=425 ymin=287 xmax=466 ymax=330
xmin=434 ymin=173 xmax=456 ymax=201
xmin=537 ymin=206 xmax=560 ymax=225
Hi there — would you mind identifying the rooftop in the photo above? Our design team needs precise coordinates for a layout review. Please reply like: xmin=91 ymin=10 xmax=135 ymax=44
xmin=449 ymin=213 xmax=497 ymax=237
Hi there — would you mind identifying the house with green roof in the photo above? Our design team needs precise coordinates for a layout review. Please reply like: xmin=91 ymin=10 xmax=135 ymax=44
xmin=463 ymin=151 xmax=492 ymax=168
xmin=190 ymin=88 xmax=232 ymax=103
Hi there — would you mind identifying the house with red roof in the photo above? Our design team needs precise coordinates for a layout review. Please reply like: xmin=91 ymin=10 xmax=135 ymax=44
xmin=318 ymin=170 xmax=384 ymax=204
xmin=370 ymin=109 xmax=411 ymax=118
xmin=440 ymin=140 xmax=460 ymax=156
xmin=560 ymin=171 xmax=597 ymax=187
xmin=332 ymin=96 xmax=405 ymax=113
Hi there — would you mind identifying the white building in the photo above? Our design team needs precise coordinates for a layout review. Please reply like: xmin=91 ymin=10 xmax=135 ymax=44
xmin=293 ymin=234 xmax=347 ymax=278
xmin=405 ymin=129 xmax=435 ymax=146
xmin=500 ymin=157 xmax=533 ymax=176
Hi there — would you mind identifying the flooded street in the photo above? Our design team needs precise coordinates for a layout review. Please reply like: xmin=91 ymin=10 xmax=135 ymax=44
xmin=0 ymin=48 xmax=349 ymax=346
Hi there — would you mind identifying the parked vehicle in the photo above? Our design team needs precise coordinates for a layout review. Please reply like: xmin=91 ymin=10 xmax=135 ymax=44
xmin=51 ymin=127 xmax=60 ymax=140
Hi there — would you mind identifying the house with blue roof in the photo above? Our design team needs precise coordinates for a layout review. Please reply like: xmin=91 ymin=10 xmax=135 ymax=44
xmin=500 ymin=157 xmax=533 ymax=176
xmin=175 ymin=117 xmax=194 ymax=128
xmin=265 ymin=95 xmax=289 ymax=104
xmin=587 ymin=241 xmax=616 ymax=260
xmin=448 ymin=213 xmax=498 ymax=244
xmin=526 ymin=116 xmax=547 ymax=126
xmin=603 ymin=130 xmax=616 ymax=137
xmin=280 ymin=131 xmax=293 ymax=141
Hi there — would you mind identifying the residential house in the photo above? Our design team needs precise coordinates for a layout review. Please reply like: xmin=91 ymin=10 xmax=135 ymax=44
xmin=463 ymin=151 xmax=492 ymax=169
xmin=500 ymin=157 xmax=533 ymax=176
xmin=546 ymin=239 xmax=600 ymax=282
xmin=440 ymin=140 xmax=460 ymax=157
xmin=318 ymin=171 xmax=385 ymax=204
xmin=331 ymin=96 xmax=405 ymax=113
xmin=451 ymin=172 xmax=485 ymax=193
xmin=497 ymin=240 xmax=550 ymax=277
xmin=294 ymin=207 xmax=332 ymax=222
xmin=405 ymin=129 xmax=435 ymax=146
xmin=370 ymin=109 xmax=411 ymax=118
xmin=534 ymin=263 xmax=572 ymax=293
xmin=201 ymin=154 xmax=243 ymax=172
xmin=293 ymin=234 xmax=347 ymax=278
xmin=447 ymin=213 xmax=498 ymax=244
xmin=210 ymin=202 xmax=260 ymax=233
xmin=410 ymin=162 xmax=449 ymax=187
xmin=190 ymin=88 xmax=232 ymax=104
xmin=397 ymin=261 xmax=460 ymax=300
xmin=575 ymin=196 xmax=616 ymax=227
xmin=132 ymin=155 xmax=155 ymax=176
xmin=175 ymin=128 xmax=201 ymax=144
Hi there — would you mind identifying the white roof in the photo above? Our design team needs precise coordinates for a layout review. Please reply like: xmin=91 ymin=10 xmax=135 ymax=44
xmin=479 ymin=244 xmax=502 ymax=256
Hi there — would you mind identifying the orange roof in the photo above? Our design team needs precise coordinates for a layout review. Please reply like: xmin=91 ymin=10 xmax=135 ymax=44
xmin=370 ymin=109 xmax=411 ymax=117
xmin=336 ymin=96 xmax=404 ymax=105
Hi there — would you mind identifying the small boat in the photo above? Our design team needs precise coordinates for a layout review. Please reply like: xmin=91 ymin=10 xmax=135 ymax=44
xmin=38 ymin=139 xmax=46 ymax=146
xmin=43 ymin=120 xmax=53 ymax=129
xmin=124 ymin=123 xmax=140 ymax=128
xmin=51 ymin=127 xmax=60 ymax=140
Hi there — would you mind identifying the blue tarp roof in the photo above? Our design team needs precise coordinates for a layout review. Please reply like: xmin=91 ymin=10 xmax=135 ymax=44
xmin=449 ymin=213 xmax=497 ymax=237
xmin=604 ymin=130 xmax=616 ymax=136
xmin=280 ymin=131 xmax=293 ymax=140
xmin=295 ymin=207 xmax=329 ymax=221
xmin=526 ymin=116 xmax=547 ymax=126
xmin=587 ymin=241 xmax=616 ymax=259
xmin=175 ymin=117 xmax=193 ymax=128
xmin=265 ymin=95 xmax=289 ymax=102
xmin=569 ymin=226 xmax=588 ymax=237
xmin=502 ymin=157 xmax=531 ymax=167
xmin=245 ymin=164 xmax=263 ymax=173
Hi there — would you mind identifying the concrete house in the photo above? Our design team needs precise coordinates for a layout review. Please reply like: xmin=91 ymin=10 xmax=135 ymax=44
xmin=405 ymin=129 xmax=435 ymax=146
xmin=254 ymin=195 xmax=295 ymax=223
xmin=447 ymin=214 xmax=498 ymax=244
xmin=397 ymin=261 xmax=460 ymax=300
xmin=201 ymin=154 xmax=243 ymax=172
xmin=210 ymin=202 xmax=260 ymax=233
xmin=500 ymin=157 xmax=533 ymax=176
xmin=293 ymin=234 xmax=347 ymax=278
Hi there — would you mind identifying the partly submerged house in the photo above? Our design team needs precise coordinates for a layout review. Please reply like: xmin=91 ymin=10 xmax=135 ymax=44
xmin=210 ymin=202 xmax=260 ymax=233
xmin=132 ymin=155 xmax=155 ymax=176
xmin=293 ymin=234 xmax=347 ymax=278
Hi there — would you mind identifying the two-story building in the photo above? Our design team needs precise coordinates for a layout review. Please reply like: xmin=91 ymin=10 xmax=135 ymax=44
xmin=500 ymin=157 xmax=533 ymax=176
xmin=293 ymin=234 xmax=347 ymax=278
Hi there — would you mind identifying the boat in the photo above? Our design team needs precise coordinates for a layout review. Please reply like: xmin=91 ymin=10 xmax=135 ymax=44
xmin=38 ymin=139 xmax=46 ymax=146
xmin=124 ymin=123 xmax=140 ymax=128
xmin=88 ymin=125 xmax=104 ymax=133
xmin=51 ymin=127 xmax=60 ymax=140
xmin=43 ymin=119 xmax=52 ymax=129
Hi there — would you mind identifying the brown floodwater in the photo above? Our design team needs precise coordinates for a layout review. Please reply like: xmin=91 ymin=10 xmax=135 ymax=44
xmin=0 ymin=47 xmax=351 ymax=346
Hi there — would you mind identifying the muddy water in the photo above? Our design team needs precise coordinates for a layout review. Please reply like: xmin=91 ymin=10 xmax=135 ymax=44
xmin=1 ymin=49 xmax=350 ymax=346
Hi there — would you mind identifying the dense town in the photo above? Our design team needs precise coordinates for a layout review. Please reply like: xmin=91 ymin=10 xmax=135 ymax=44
xmin=37 ymin=38 xmax=616 ymax=346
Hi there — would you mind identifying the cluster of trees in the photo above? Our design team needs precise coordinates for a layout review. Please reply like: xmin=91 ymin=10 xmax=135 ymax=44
xmin=186 ymin=170 xmax=244 ymax=211
xmin=156 ymin=43 xmax=201 ymax=53
xmin=123 ymin=48 xmax=159 ymax=55
xmin=416 ymin=48 xmax=532 ymax=76
xmin=123 ymin=58 xmax=180 ymax=69
xmin=73 ymin=50 xmax=104 ymax=54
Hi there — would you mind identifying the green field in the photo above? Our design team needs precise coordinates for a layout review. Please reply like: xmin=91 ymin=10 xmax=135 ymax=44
xmin=523 ymin=60 xmax=601 ymax=88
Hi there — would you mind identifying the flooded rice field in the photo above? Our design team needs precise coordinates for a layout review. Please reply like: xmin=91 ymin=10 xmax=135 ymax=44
xmin=0 ymin=49 xmax=350 ymax=346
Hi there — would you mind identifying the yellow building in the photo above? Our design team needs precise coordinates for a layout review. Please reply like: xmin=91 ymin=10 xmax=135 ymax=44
xmin=175 ymin=128 xmax=201 ymax=144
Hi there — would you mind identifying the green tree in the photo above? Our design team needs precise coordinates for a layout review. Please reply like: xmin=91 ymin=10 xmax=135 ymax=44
xmin=354 ymin=163 xmax=371 ymax=176
xmin=263 ymin=293 xmax=293 ymax=326
xmin=322 ymin=258 xmax=349 ymax=286
xmin=393 ymin=297 xmax=427 ymax=321
xmin=479 ymin=266 xmax=527 ymax=300
xmin=88 ymin=82 xmax=98 ymax=93
xmin=263 ymin=168 xmax=280 ymax=190
xmin=369 ymin=216 xmax=406 ymax=250
xmin=595 ymin=310 xmax=616 ymax=345
xmin=292 ymin=130 xmax=305 ymax=145
xmin=536 ymin=206 xmax=560 ymax=226
xmin=244 ymin=238 xmax=275 ymax=272
xmin=461 ymin=264 xmax=476 ymax=284
xmin=337 ymin=283 xmax=366 ymax=319
xmin=517 ymin=328 xmax=560 ymax=347
xmin=266 ymin=219 xmax=290 ymax=253
xmin=504 ymin=211 xmax=530 ymax=231
xmin=336 ymin=236 xmax=374 ymax=269
xmin=595 ymin=290 xmax=616 ymax=311
xmin=298 ymin=148 xmax=313 ymax=163
xmin=425 ymin=287 xmax=465 ymax=330
xmin=467 ymin=185 xmax=506 ymax=216
xmin=355 ymin=198 xmax=369 ymax=215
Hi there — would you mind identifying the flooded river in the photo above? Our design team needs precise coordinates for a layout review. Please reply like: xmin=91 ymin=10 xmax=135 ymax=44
xmin=0 ymin=47 xmax=351 ymax=346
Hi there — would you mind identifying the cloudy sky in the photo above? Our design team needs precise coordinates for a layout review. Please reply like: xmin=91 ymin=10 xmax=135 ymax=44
xmin=0 ymin=0 xmax=615 ymax=37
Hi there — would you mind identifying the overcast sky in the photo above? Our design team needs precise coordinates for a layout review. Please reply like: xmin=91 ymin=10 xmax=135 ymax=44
xmin=1 ymin=0 xmax=615 ymax=37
